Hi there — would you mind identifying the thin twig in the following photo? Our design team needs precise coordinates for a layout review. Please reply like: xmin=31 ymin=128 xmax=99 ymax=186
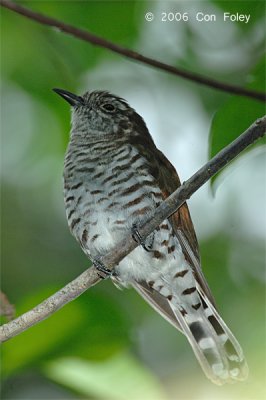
xmin=0 ymin=116 xmax=265 ymax=343
xmin=1 ymin=0 xmax=265 ymax=102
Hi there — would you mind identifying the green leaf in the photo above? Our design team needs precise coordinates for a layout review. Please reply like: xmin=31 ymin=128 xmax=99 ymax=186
xmin=2 ymin=287 xmax=130 ymax=377
xmin=2 ymin=1 xmax=144 ymax=101
xmin=213 ymin=0 xmax=265 ymax=30
xmin=44 ymin=353 xmax=167 ymax=400
xmin=209 ymin=57 xmax=265 ymax=190
xmin=2 ymin=287 xmax=84 ymax=377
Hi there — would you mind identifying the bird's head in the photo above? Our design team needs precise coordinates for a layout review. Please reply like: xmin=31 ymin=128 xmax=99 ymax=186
xmin=53 ymin=88 xmax=149 ymax=143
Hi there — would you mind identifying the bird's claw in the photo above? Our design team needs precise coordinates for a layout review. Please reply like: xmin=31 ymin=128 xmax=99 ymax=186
xmin=132 ymin=223 xmax=154 ymax=252
xmin=93 ymin=257 xmax=113 ymax=279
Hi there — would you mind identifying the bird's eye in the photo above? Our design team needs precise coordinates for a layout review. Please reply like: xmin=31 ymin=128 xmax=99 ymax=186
xmin=102 ymin=103 xmax=116 ymax=112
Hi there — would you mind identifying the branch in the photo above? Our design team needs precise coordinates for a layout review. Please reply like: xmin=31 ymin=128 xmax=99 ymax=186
xmin=1 ymin=117 xmax=265 ymax=343
xmin=1 ymin=0 xmax=265 ymax=102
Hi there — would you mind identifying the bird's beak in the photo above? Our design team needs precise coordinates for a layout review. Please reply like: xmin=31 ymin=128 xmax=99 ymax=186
xmin=53 ymin=88 xmax=84 ymax=106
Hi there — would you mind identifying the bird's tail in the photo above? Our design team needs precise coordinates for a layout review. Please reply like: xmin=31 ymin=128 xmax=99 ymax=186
xmin=168 ymin=283 xmax=248 ymax=385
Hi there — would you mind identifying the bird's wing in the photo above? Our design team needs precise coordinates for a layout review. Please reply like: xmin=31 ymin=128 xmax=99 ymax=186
xmin=131 ymin=280 xmax=182 ymax=332
xmin=152 ymin=148 xmax=216 ymax=308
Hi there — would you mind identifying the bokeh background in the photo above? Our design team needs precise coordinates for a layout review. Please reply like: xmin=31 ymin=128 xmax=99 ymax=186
xmin=1 ymin=1 xmax=265 ymax=399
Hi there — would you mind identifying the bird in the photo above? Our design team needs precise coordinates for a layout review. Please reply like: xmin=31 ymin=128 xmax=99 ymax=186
xmin=53 ymin=88 xmax=248 ymax=385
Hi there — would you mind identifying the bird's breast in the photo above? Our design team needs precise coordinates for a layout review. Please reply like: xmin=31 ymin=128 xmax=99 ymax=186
xmin=64 ymin=144 xmax=196 ymax=294
xmin=64 ymin=143 xmax=161 ymax=258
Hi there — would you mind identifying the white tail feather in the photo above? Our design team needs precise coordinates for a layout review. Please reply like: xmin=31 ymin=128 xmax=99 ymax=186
xmin=131 ymin=280 xmax=248 ymax=385
xmin=168 ymin=286 xmax=248 ymax=385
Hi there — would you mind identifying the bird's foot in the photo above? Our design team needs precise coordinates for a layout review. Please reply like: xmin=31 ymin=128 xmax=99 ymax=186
xmin=93 ymin=256 xmax=113 ymax=279
xmin=132 ymin=223 xmax=154 ymax=252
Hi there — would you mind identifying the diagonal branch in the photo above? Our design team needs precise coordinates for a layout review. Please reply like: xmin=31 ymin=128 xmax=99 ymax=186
xmin=1 ymin=0 xmax=265 ymax=102
xmin=0 ymin=116 xmax=265 ymax=343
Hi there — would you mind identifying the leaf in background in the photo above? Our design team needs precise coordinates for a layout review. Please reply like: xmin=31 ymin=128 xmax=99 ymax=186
xmin=2 ymin=1 xmax=144 ymax=103
xmin=209 ymin=56 xmax=265 ymax=190
xmin=44 ymin=353 xmax=167 ymax=400
xmin=29 ymin=1 xmax=142 ymax=44
xmin=213 ymin=0 xmax=265 ymax=31
xmin=2 ymin=288 xmax=130 ymax=377
xmin=1 ymin=1 xmax=146 ymax=148
xmin=2 ymin=288 xmax=84 ymax=377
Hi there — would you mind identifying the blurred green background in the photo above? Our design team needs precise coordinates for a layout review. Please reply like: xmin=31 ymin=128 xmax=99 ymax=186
xmin=1 ymin=1 xmax=265 ymax=399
